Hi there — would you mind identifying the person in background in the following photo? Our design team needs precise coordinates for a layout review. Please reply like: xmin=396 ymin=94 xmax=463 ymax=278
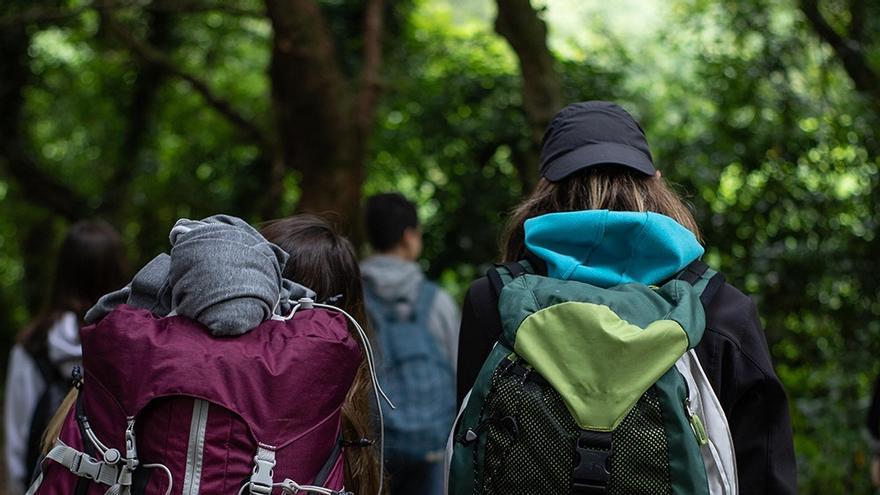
xmin=4 ymin=220 xmax=128 ymax=494
xmin=361 ymin=193 xmax=460 ymax=495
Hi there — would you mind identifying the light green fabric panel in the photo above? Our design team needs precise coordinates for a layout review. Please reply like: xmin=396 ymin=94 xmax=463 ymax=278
xmin=500 ymin=275 xmax=705 ymax=349
xmin=513 ymin=301 xmax=688 ymax=431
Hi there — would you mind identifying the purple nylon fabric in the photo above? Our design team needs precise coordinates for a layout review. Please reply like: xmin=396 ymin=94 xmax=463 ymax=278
xmin=135 ymin=397 xmax=193 ymax=494
xmin=31 ymin=305 xmax=361 ymax=494
xmin=82 ymin=305 xmax=361 ymax=448
xmin=31 ymin=409 xmax=84 ymax=494
xmin=199 ymin=402 xmax=254 ymax=493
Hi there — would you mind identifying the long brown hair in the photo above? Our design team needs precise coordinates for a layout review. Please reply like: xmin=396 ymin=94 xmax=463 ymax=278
xmin=502 ymin=167 xmax=702 ymax=262
xmin=20 ymin=219 xmax=128 ymax=354
xmin=260 ymin=214 xmax=383 ymax=494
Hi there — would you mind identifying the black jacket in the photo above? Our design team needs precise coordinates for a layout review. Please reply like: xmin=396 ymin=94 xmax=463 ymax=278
xmin=457 ymin=272 xmax=798 ymax=495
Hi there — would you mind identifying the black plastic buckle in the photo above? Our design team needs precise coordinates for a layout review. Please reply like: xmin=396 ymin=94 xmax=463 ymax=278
xmin=71 ymin=365 xmax=83 ymax=389
xmin=572 ymin=430 xmax=613 ymax=494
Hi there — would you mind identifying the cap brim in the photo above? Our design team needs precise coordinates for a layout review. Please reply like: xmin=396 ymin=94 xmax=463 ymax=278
xmin=541 ymin=142 xmax=655 ymax=181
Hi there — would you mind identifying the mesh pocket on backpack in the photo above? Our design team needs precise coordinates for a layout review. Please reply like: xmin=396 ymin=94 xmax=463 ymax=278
xmin=475 ymin=360 xmax=673 ymax=495
xmin=477 ymin=361 xmax=578 ymax=494
xmin=607 ymin=390 xmax=672 ymax=495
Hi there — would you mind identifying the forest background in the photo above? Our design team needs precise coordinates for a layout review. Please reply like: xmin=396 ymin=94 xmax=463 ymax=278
xmin=1 ymin=0 xmax=879 ymax=492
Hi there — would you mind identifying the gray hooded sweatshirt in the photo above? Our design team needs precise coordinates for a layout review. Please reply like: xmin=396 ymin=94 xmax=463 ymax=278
xmin=361 ymin=255 xmax=461 ymax=372
xmin=85 ymin=214 xmax=315 ymax=335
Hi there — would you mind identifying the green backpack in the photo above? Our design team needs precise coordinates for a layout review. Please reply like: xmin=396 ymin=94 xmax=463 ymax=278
xmin=446 ymin=260 xmax=738 ymax=495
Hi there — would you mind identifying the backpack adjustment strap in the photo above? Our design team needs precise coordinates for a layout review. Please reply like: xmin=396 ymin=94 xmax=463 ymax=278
xmin=116 ymin=420 xmax=139 ymax=488
xmin=249 ymin=445 xmax=276 ymax=495
xmin=46 ymin=442 xmax=121 ymax=486
xmin=572 ymin=430 xmax=613 ymax=494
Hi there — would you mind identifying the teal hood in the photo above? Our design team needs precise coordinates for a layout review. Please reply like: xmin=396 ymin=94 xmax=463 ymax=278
xmin=524 ymin=210 xmax=704 ymax=288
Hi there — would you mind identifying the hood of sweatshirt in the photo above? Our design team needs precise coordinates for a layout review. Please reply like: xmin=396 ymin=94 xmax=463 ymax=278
xmin=524 ymin=210 xmax=704 ymax=287
xmin=361 ymin=255 xmax=425 ymax=304
xmin=48 ymin=311 xmax=82 ymax=377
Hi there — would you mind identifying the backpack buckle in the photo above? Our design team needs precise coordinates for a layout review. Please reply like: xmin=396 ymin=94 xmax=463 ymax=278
xmin=71 ymin=452 xmax=105 ymax=480
xmin=249 ymin=446 xmax=276 ymax=495
xmin=572 ymin=430 xmax=613 ymax=494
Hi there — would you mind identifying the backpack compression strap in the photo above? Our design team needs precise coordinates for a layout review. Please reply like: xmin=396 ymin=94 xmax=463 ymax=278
xmin=486 ymin=261 xmax=533 ymax=300
xmin=676 ymin=259 xmax=726 ymax=309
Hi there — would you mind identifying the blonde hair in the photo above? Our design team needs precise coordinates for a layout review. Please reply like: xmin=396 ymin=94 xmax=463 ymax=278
xmin=502 ymin=167 xmax=701 ymax=262
xmin=41 ymin=388 xmax=78 ymax=454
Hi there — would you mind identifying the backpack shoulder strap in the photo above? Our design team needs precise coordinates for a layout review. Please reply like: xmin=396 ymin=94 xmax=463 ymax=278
xmin=676 ymin=259 xmax=726 ymax=308
xmin=411 ymin=280 xmax=439 ymax=324
xmin=364 ymin=279 xmax=438 ymax=326
xmin=487 ymin=260 xmax=535 ymax=300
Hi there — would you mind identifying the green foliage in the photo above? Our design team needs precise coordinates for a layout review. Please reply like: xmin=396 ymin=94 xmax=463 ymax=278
xmin=1 ymin=0 xmax=879 ymax=492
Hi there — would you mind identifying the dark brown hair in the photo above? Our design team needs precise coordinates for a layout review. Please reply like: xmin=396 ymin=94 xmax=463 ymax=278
xmin=260 ymin=214 xmax=382 ymax=494
xmin=365 ymin=193 xmax=419 ymax=252
xmin=502 ymin=167 xmax=702 ymax=262
xmin=20 ymin=219 xmax=128 ymax=354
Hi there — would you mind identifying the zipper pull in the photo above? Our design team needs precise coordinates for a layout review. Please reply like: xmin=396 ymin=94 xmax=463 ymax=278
xmin=685 ymin=399 xmax=709 ymax=446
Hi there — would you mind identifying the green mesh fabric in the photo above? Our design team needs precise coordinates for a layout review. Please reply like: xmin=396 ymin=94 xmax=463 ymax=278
xmin=478 ymin=360 xmax=578 ymax=494
xmin=608 ymin=390 xmax=673 ymax=495
xmin=473 ymin=360 xmax=674 ymax=495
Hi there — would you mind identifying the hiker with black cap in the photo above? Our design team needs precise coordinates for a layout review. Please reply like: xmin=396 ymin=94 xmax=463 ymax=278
xmin=449 ymin=101 xmax=796 ymax=494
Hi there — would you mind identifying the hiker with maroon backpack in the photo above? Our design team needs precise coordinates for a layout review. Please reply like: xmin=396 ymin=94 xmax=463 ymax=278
xmin=28 ymin=214 xmax=388 ymax=495
xmin=4 ymin=220 xmax=128 ymax=495
xmin=449 ymin=102 xmax=797 ymax=494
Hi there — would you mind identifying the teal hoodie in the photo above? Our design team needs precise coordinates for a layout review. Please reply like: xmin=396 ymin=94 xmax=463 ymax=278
xmin=524 ymin=210 xmax=704 ymax=287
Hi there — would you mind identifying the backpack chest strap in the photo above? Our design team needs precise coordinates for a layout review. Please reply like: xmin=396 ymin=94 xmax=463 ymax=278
xmin=45 ymin=442 xmax=123 ymax=487
xmin=248 ymin=445 xmax=276 ymax=495
xmin=572 ymin=430 xmax=613 ymax=494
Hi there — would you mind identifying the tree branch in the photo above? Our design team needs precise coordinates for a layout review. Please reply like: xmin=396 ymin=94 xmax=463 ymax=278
xmin=103 ymin=16 xmax=270 ymax=149
xmin=495 ymin=0 xmax=562 ymax=187
xmin=355 ymin=0 xmax=384 ymax=141
xmin=98 ymin=7 xmax=175 ymax=213
xmin=799 ymin=0 xmax=880 ymax=103
xmin=0 ymin=1 xmax=264 ymax=27
xmin=848 ymin=0 xmax=865 ymax=42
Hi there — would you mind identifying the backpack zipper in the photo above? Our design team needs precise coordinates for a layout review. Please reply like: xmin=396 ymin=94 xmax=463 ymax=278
xmin=685 ymin=398 xmax=709 ymax=446
xmin=182 ymin=399 xmax=210 ymax=494
xmin=680 ymin=363 xmax=710 ymax=447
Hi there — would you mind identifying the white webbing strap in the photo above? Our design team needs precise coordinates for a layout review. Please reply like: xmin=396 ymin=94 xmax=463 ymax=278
xmin=24 ymin=472 xmax=43 ymax=495
xmin=249 ymin=445 xmax=276 ymax=495
xmin=45 ymin=441 xmax=121 ymax=487
xmin=278 ymin=478 xmax=350 ymax=494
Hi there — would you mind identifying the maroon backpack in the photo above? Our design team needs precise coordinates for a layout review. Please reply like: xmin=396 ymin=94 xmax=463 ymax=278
xmin=27 ymin=303 xmax=363 ymax=495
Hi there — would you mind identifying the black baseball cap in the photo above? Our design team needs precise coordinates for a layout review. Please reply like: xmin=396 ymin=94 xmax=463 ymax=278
xmin=539 ymin=101 xmax=655 ymax=181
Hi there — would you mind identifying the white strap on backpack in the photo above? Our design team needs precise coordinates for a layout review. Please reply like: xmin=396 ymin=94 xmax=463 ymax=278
xmin=676 ymin=350 xmax=739 ymax=495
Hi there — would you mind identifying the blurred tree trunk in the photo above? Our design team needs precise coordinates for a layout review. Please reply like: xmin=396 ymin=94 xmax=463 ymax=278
xmin=799 ymin=0 xmax=880 ymax=109
xmin=798 ymin=0 xmax=880 ymax=314
xmin=99 ymin=7 xmax=176 ymax=214
xmin=0 ymin=14 xmax=75 ymax=313
xmin=0 ymin=18 xmax=88 ymax=221
xmin=264 ymin=0 xmax=384 ymax=229
xmin=495 ymin=0 xmax=562 ymax=191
